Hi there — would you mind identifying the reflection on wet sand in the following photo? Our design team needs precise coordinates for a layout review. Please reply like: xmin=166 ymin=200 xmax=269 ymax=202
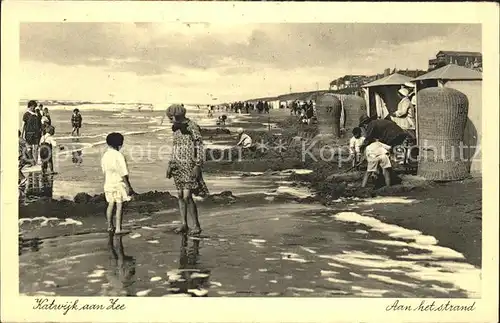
xmin=102 ymin=233 xmax=136 ymax=296
xmin=22 ymin=172 xmax=54 ymax=200
xmin=167 ymin=235 xmax=211 ymax=296
xmin=71 ymin=138 xmax=83 ymax=165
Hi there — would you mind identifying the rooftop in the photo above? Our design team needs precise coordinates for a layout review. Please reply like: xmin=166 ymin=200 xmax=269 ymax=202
xmin=362 ymin=73 xmax=413 ymax=88
xmin=412 ymin=64 xmax=482 ymax=81
xmin=436 ymin=51 xmax=482 ymax=57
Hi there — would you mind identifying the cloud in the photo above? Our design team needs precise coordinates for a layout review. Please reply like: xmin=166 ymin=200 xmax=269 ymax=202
xmin=19 ymin=23 xmax=481 ymax=102
xmin=21 ymin=23 xmax=481 ymax=76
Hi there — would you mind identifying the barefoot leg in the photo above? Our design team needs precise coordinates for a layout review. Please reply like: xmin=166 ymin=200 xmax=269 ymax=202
xmin=106 ymin=201 xmax=115 ymax=232
xmin=174 ymin=189 xmax=189 ymax=233
xmin=115 ymin=202 xmax=123 ymax=232
xmin=186 ymin=192 xmax=202 ymax=235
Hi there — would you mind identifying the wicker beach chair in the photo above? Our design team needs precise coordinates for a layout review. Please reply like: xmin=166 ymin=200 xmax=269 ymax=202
xmin=417 ymin=87 xmax=470 ymax=181
xmin=342 ymin=95 xmax=366 ymax=133
xmin=316 ymin=94 xmax=342 ymax=138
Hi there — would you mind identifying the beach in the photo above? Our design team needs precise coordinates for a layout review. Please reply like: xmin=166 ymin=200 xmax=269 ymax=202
xmin=18 ymin=105 xmax=481 ymax=297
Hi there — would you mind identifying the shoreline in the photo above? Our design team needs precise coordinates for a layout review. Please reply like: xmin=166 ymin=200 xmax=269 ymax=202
xmin=19 ymin=111 xmax=482 ymax=267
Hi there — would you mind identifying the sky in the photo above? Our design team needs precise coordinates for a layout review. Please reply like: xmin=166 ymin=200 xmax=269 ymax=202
xmin=20 ymin=23 xmax=481 ymax=104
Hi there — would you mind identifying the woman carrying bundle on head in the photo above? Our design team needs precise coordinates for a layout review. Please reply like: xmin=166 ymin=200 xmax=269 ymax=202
xmin=164 ymin=104 xmax=208 ymax=236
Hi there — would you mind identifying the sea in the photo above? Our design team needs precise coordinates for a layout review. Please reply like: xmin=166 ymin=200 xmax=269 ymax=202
xmin=18 ymin=102 xmax=273 ymax=199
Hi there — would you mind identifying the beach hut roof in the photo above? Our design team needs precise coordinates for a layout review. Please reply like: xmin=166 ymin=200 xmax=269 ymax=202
xmin=362 ymin=73 xmax=413 ymax=88
xmin=412 ymin=64 xmax=482 ymax=81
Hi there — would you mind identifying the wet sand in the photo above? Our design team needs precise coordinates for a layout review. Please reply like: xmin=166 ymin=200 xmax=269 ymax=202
xmin=20 ymin=187 xmax=480 ymax=298
xmin=18 ymin=109 xmax=482 ymax=297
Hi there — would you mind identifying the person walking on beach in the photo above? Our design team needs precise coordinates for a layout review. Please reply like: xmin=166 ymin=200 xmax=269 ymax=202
xmin=21 ymin=100 xmax=42 ymax=165
xmin=71 ymin=109 xmax=83 ymax=136
xmin=165 ymin=104 xmax=208 ymax=236
xmin=101 ymin=132 xmax=137 ymax=234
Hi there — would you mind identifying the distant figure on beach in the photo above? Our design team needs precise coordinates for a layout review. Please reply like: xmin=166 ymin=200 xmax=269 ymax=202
xmin=299 ymin=109 xmax=309 ymax=124
xmin=305 ymin=103 xmax=314 ymax=124
xmin=71 ymin=109 xmax=83 ymax=136
xmin=349 ymin=127 xmax=365 ymax=168
xmin=41 ymin=115 xmax=51 ymax=135
xmin=165 ymin=104 xmax=208 ymax=236
xmin=41 ymin=105 xmax=51 ymax=124
xmin=236 ymin=128 xmax=253 ymax=149
xmin=21 ymin=100 xmax=42 ymax=165
xmin=216 ymin=115 xmax=227 ymax=126
xmin=39 ymin=125 xmax=62 ymax=175
xmin=101 ymin=132 xmax=137 ymax=234
xmin=207 ymin=106 xmax=213 ymax=118
xmin=41 ymin=107 xmax=52 ymax=133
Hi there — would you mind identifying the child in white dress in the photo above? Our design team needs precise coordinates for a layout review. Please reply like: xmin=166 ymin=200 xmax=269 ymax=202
xmin=101 ymin=132 xmax=137 ymax=234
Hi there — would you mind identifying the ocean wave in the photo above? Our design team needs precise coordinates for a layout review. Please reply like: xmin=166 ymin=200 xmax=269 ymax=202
xmin=55 ymin=134 xmax=106 ymax=140
xmin=55 ymin=128 xmax=167 ymax=154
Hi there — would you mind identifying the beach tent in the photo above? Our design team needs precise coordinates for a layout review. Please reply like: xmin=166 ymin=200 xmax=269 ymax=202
xmin=412 ymin=64 xmax=482 ymax=175
xmin=362 ymin=73 xmax=413 ymax=118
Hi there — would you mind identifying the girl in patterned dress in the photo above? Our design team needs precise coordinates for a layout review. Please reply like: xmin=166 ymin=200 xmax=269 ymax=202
xmin=165 ymin=104 xmax=209 ymax=235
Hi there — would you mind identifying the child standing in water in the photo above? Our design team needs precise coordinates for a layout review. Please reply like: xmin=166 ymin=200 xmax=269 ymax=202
xmin=71 ymin=109 xmax=82 ymax=136
xmin=101 ymin=132 xmax=137 ymax=234
xmin=39 ymin=125 xmax=61 ymax=174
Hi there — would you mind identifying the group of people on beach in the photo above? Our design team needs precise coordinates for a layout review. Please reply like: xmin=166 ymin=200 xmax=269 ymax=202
xmin=348 ymin=84 xmax=417 ymax=188
xmin=19 ymin=100 xmax=84 ymax=186
xmin=291 ymin=100 xmax=315 ymax=125
xmin=19 ymin=100 xmax=55 ymax=183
